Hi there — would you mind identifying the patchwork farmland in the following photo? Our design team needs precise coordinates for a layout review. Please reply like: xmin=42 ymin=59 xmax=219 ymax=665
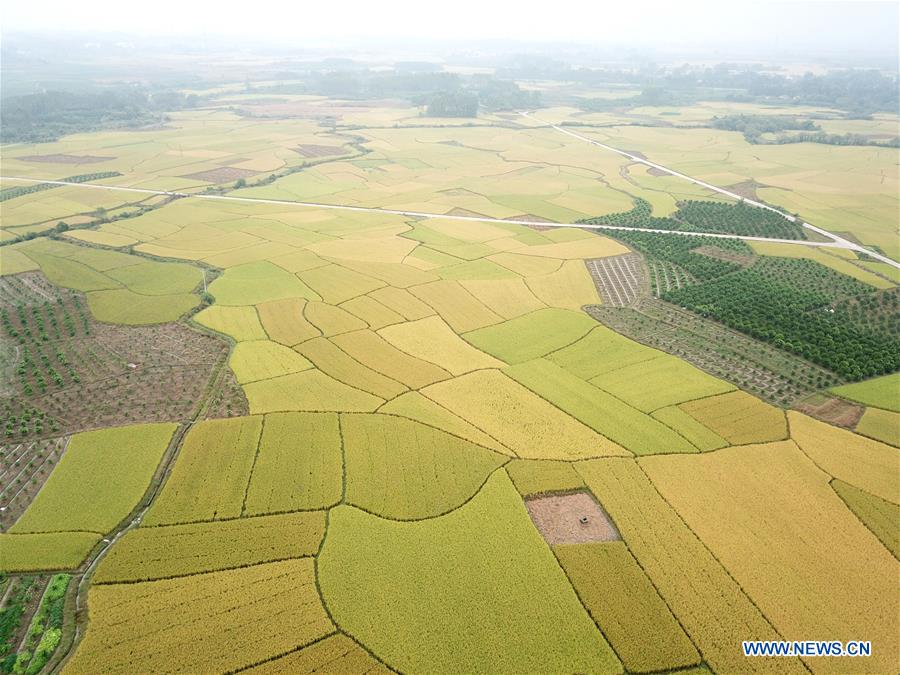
xmin=0 ymin=46 xmax=898 ymax=675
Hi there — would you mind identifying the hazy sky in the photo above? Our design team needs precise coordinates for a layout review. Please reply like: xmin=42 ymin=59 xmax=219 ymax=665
xmin=4 ymin=1 xmax=898 ymax=57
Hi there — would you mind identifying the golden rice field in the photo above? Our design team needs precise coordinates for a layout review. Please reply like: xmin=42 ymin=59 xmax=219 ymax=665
xmin=2 ymin=88 xmax=897 ymax=675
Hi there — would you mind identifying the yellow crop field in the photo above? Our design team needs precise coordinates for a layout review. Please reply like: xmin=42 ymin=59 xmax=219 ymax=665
xmin=525 ymin=260 xmax=602 ymax=310
xmin=65 ymin=559 xmax=334 ymax=674
xmin=488 ymin=252 xmax=562 ymax=277
xmin=679 ymin=391 xmax=786 ymax=444
xmin=342 ymin=414 xmax=506 ymax=518
xmin=298 ymin=264 xmax=386 ymax=304
xmin=87 ymin=288 xmax=199 ymax=325
xmin=255 ymin=297 xmax=320 ymax=345
xmin=0 ymin=247 xmax=40 ymax=275
xmin=244 ymin=369 xmax=384 ymax=414
xmin=459 ymin=278 xmax=546 ymax=319
xmin=93 ymin=512 xmax=326 ymax=583
xmin=11 ymin=423 xmax=176 ymax=534
xmin=788 ymin=412 xmax=899 ymax=504
xmin=339 ymin=295 xmax=404 ymax=329
xmin=854 ymin=407 xmax=899 ymax=446
xmin=554 ymin=542 xmax=700 ymax=673
xmin=295 ymin=337 xmax=407 ymax=399
xmin=591 ymin=357 xmax=734 ymax=412
xmin=0 ymin=532 xmax=100 ymax=573
xmin=549 ymin=326 xmax=661 ymax=379
xmin=641 ymin=442 xmax=899 ymax=673
xmin=378 ymin=316 xmax=503 ymax=375
xmin=244 ymin=633 xmax=390 ymax=674
xmin=339 ymin=260 xmax=438 ymax=288
xmin=229 ymin=340 xmax=312 ymax=383
xmin=505 ymin=459 xmax=586 ymax=496
xmin=194 ymin=305 xmax=268 ymax=341
xmin=378 ymin=392 xmax=512 ymax=454
xmin=576 ymin=458 xmax=804 ymax=674
xmin=368 ymin=286 xmax=435 ymax=320
xmin=304 ymin=301 xmax=368 ymax=336
xmin=243 ymin=412 xmax=342 ymax=514
xmin=209 ymin=261 xmax=321 ymax=306
xmin=514 ymin=236 xmax=628 ymax=259
xmin=332 ymin=330 xmax=451 ymax=388
xmin=651 ymin=405 xmax=729 ymax=451
xmin=422 ymin=370 xmax=627 ymax=460
xmin=318 ymin=473 xmax=619 ymax=673
xmin=831 ymin=479 xmax=900 ymax=559
xmin=142 ymin=416 xmax=262 ymax=526
xmin=408 ymin=280 xmax=503 ymax=332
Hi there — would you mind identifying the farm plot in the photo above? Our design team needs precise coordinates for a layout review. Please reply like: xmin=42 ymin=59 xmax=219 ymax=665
xmin=243 ymin=369 xmax=384 ymax=414
xmin=378 ymin=316 xmax=502 ymax=375
xmin=194 ymin=304 xmax=268 ymax=342
xmin=378 ymin=392 xmax=512 ymax=455
xmin=831 ymin=372 xmax=900 ymax=412
xmin=641 ymin=442 xmax=899 ymax=673
xmin=679 ymin=391 xmax=787 ymax=445
xmin=243 ymin=412 xmax=342 ymax=515
xmin=0 ymin=532 xmax=101 ymax=572
xmin=11 ymin=240 xmax=201 ymax=324
xmin=554 ymin=542 xmax=700 ymax=673
xmin=506 ymin=359 xmax=698 ymax=455
xmin=331 ymin=330 xmax=451 ymax=388
xmin=575 ymin=458 xmax=805 ymax=674
xmin=587 ymin=297 xmax=842 ymax=406
xmin=143 ymin=416 xmax=262 ymax=526
xmin=295 ymin=338 xmax=407 ymax=399
xmin=65 ymin=559 xmax=334 ymax=674
xmin=93 ymin=512 xmax=326 ymax=583
xmin=421 ymin=370 xmax=627 ymax=460
xmin=505 ymin=459 xmax=586 ymax=497
xmin=229 ymin=341 xmax=312 ymax=384
xmin=854 ymin=407 xmax=899 ymax=446
xmin=0 ymin=436 xmax=68 ymax=530
xmin=0 ymin=273 xmax=241 ymax=440
xmin=318 ymin=472 xmax=619 ymax=674
xmin=586 ymin=253 xmax=647 ymax=306
xmin=831 ymin=479 xmax=900 ymax=559
xmin=342 ymin=414 xmax=506 ymax=519
xmin=589 ymin=352 xmax=734 ymax=412
xmin=10 ymin=423 xmax=176 ymax=535
xmin=243 ymin=633 xmax=389 ymax=674
xmin=208 ymin=261 xmax=320 ymax=306
xmin=255 ymin=297 xmax=320 ymax=345
xmin=462 ymin=308 xmax=596 ymax=365
xmin=788 ymin=412 xmax=899 ymax=504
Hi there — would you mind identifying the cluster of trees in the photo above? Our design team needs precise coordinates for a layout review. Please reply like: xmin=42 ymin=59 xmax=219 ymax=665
xmin=581 ymin=197 xmax=804 ymax=240
xmin=711 ymin=114 xmax=898 ymax=147
xmin=1 ymin=88 xmax=200 ymax=143
xmin=662 ymin=258 xmax=898 ymax=380
xmin=610 ymin=230 xmax=749 ymax=281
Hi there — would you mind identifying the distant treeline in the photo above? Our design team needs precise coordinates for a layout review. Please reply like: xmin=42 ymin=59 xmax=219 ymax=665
xmin=501 ymin=61 xmax=899 ymax=115
xmin=711 ymin=114 xmax=899 ymax=147
xmin=0 ymin=88 xmax=201 ymax=143
xmin=250 ymin=70 xmax=540 ymax=117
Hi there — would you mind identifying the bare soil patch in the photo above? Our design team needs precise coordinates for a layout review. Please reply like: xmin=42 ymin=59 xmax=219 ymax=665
xmin=509 ymin=214 xmax=557 ymax=224
xmin=0 ymin=273 xmax=245 ymax=442
xmin=646 ymin=166 xmax=668 ymax=177
xmin=18 ymin=154 xmax=114 ymax=164
xmin=727 ymin=179 xmax=767 ymax=201
xmin=623 ymin=149 xmax=649 ymax=161
xmin=182 ymin=167 xmax=261 ymax=184
xmin=525 ymin=491 xmax=620 ymax=544
xmin=794 ymin=393 xmax=864 ymax=428
xmin=295 ymin=144 xmax=346 ymax=158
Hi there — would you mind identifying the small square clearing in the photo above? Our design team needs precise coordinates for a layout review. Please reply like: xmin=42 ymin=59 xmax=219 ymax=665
xmin=525 ymin=491 xmax=620 ymax=544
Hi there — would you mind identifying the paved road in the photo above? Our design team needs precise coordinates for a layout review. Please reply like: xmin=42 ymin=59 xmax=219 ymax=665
xmin=0 ymin=175 xmax=873 ymax=253
xmin=519 ymin=111 xmax=900 ymax=270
